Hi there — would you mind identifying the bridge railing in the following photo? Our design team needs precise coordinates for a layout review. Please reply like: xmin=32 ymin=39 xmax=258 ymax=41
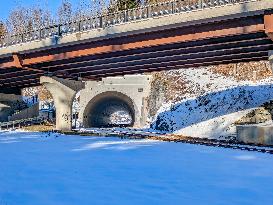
xmin=0 ymin=0 xmax=258 ymax=48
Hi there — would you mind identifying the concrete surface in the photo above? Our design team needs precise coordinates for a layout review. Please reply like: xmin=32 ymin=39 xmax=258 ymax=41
xmin=40 ymin=76 xmax=85 ymax=131
xmin=79 ymin=74 xmax=152 ymax=128
xmin=9 ymin=103 xmax=39 ymax=121
xmin=0 ymin=93 xmax=23 ymax=122
xmin=237 ymin=122 xmax=273 ymax=145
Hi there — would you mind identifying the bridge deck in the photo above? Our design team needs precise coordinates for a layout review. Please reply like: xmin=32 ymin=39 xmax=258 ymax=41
xmin=0 ymin=0 xmax=272 ymax=93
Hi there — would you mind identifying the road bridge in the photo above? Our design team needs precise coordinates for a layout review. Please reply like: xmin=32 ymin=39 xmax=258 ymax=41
xmin=0 ymin=0 xmax=273 ymax=130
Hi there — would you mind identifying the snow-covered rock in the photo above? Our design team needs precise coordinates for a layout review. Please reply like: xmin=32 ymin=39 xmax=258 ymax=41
xmin=151 ymin=68 xmax=273 ymax=139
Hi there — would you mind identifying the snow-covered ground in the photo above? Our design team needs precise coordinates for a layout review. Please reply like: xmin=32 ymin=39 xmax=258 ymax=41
xmin=152 ymin=68 xmax=273 ymax=138
xmin=0 ymin=131 xmax=273 ymax=205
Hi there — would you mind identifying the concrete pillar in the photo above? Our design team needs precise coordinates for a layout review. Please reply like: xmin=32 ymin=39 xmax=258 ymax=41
xmin=40 ymin=76 xmax=84 ymax=131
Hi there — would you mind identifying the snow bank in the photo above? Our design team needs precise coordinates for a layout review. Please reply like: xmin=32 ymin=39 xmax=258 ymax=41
xmin=152 ymin=68 xmax=273 ymax=139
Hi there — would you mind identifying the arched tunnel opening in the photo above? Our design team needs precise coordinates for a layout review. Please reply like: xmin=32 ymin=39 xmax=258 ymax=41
xmin=83 ymin=92 xmax=136 ymax=128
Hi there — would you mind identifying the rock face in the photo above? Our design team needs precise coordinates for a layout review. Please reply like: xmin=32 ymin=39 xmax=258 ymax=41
xmin=263 ymin=100 xmax=273 ymax=118
xmin=235 ymin=100 xmax=273 ymax=125
xmin=147 ymin=73 xmax=168 ymax=118
xmin=210 ymin=61 xmax=272 ymax=81
xmin=148 ymin=61 xmax=272 ymax=120
xmin=235 ymin=107 xmax=272 ymax=125
xmin=145 ymin=60 xmax=273 ymax=139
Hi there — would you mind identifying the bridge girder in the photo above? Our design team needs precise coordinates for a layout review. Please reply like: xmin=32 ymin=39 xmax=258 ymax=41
xmin=0 ymin=5 xmax=273 ymax=89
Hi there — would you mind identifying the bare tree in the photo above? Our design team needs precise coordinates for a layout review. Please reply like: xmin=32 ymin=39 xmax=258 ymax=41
xmin=74 ymin=0 xmax=91 ymax=20
xmin=6 ymin=0 xmax=53 ymax=34
xmin=58 ymin=0 xmax=73 ymax=24
xmin=0 ymin=21 xmax=6 ymax=36
xmin=6 ymin=6 xmax=31 ymax=33
xmin=30 ymin=5 xmax=52 ymax=29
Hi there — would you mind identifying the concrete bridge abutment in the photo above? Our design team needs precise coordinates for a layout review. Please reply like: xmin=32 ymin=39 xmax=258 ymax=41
xmin=40 ymin=76 xmax=84 ymax=131
xmin=0 ymin=93 xmax=24 ymax=122
xmin=79 ymin=75 xmax=152 ymax=128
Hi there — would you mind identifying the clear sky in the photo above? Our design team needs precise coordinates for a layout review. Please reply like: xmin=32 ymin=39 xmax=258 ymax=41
xmin=0 ymin=0 xmax=80 ymax=21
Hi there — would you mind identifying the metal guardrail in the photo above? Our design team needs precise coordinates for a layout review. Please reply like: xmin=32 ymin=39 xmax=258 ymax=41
xmin=0 ymin=0 xmax=257 ymax=48
xmin=0 ymin=116 xmax=45 ymax=130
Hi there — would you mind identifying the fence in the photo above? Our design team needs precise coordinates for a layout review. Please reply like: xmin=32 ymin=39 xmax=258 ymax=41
xmin=0 ymin=116 xmax=46 ymax=130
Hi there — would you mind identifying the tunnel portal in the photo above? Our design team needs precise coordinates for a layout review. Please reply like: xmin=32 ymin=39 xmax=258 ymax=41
xmin=83 ymin=92 xmax=135 ymax=128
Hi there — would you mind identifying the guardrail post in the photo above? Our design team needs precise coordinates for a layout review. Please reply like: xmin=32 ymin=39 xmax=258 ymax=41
xmin=147 ymin=5 xmax=151 ymax=18
xmin=78 ymin=21 xmax=81 ymax=32
xmin=99 ymin=15 xmax=103 ymax=28
xmin=124 ymin=10 xmax=128 ymax=22
xmin=124 ymin=4 xmax=128 ymax=22
xmin=171 ymin=1 xmax=175 ymax=14
xmin=199 ymin=0 xmax=203 ymax=9
xmin=58 ymin=25 xmax=61 ymax=36
xmin=39 ymin=29 xmax=42 ymax=40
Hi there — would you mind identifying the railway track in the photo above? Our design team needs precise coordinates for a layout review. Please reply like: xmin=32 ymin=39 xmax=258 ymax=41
xmin=75 ymin=128 xmax=273 ymax=155
xmin=161 ymin=137 xmax=273 ymax=155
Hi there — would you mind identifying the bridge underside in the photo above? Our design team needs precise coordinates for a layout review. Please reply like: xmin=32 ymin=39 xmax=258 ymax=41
xmin=0 ymin=12 xmax=273 ymax=92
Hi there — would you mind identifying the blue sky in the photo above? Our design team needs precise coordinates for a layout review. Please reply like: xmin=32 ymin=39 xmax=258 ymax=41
xmin=0 ymin=0 xmax=79 ymax=21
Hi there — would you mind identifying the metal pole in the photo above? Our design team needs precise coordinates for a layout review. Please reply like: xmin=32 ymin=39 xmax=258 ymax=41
xmin=147 ymin=5 xmax=151 ymax=18
xmin=58 ymin=25 xmax=61 ymax=36
xmin=124 ymin=4 xmax=128 ymax=22
xmin=199 ymin=0 xmax=203 ymax=9
xmin=78 ymin=21 xmax=81 ymax=32
xmin=100 ymin=15 xmax=103 ymax=28
xmin=171 ymin=1 xmax=175 ymax=13
xmin=39 ymin=29 xmax=42 ymax=40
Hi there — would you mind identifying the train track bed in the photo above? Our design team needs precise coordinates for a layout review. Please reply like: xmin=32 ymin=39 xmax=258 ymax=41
xmin=60 ymin=128 xmax=273 ymax=155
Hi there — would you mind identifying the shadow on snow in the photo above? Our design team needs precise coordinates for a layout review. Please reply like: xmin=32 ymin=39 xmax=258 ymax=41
xmin=152 ymin=84 xmax=273 ymax=133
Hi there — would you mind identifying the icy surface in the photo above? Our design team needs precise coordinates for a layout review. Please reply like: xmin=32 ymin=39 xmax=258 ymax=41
xmin=0 ymin=131 xmax=273 ymax=205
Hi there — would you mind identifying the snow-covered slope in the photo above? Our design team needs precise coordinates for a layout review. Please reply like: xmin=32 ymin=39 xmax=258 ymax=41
xmin=152 ymin=68 xmax=273 ymax=139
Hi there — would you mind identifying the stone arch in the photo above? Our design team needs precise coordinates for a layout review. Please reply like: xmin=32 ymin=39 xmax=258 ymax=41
xmin=82 ymin=91 xmax=138 ymax=128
